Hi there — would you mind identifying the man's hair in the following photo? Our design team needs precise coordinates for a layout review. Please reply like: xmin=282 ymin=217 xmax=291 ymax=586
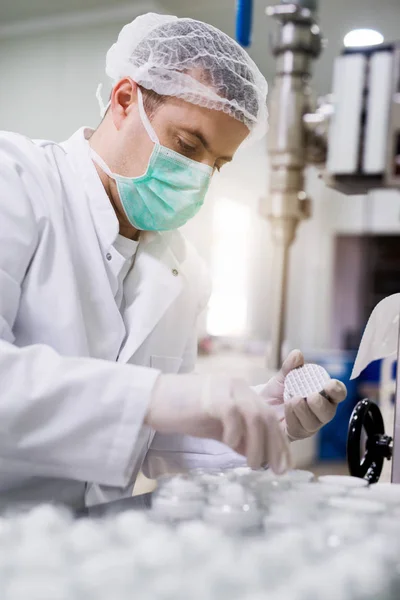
xmin=106 ymin=85 xmax=166 ymax=121
xmin=140 ymin=86 xmax=166 ymax=120
xmin=130 ymin=18 xmax=261 ymax=127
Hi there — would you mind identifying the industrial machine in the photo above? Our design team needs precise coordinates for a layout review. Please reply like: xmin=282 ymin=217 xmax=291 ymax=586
xmin=237 ymin=0 xmax=400 ymax=368
xmin=235 ymin=0 xmax=400 ymax=483
xmin=347 ymin=399 xmax=393 ymax=483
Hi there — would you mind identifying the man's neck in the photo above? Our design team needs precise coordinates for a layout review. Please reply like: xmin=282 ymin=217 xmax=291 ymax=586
xmin=89 ymin=131 xmax=140 ymax=241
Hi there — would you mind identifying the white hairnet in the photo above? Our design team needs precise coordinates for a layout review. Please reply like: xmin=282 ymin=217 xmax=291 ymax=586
xmin=103 ymin=13 xmax=268 ymax=143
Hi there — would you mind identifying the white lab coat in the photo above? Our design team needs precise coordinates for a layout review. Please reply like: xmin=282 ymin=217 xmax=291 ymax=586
xmin=0 ymin=128 xmax=243 ymax=509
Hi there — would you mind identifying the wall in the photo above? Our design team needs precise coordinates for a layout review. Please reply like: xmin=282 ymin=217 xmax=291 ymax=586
xmin=0 ymin=27 xmax=106 ymax=139
xmin=0 ymin=3 xmax=162 ymax=139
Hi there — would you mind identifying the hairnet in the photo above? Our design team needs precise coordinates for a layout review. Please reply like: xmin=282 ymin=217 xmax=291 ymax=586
xmin=103 ymin=13 xmax=268 ymax=143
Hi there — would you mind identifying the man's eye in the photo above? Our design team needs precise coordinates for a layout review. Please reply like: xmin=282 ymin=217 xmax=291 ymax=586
xmin=177 ymin=138 xmax=197 ymax=154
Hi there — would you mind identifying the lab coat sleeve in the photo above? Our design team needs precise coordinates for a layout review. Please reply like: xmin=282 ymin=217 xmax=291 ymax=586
xmin=142 ymin=434 xmax=245 ymax=479
xmin=0 ymin=139 xmax=160 ymax=488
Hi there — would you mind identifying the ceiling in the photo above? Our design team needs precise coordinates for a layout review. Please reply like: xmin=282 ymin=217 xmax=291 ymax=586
xmin=1 ymin=0 xmax=399 ymax=94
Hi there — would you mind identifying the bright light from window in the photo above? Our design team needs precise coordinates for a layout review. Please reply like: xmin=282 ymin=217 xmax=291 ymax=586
xmin=206 ymin=197 xmax=250 ymax=337
xmin=343 ymin=29 xmax=384 ymax=48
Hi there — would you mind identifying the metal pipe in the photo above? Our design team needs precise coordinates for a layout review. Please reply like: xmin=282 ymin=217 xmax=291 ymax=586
xmin=263 ymin=0 xmax=322 ymax=368
xmin=269 ymin=241 xmax=291 ymax=367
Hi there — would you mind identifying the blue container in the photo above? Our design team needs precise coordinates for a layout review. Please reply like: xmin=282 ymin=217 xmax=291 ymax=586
xmin=305 ymin=351 xmax=359 ymax=461
xmin=235 ymin=0 xmax=253 ymax=47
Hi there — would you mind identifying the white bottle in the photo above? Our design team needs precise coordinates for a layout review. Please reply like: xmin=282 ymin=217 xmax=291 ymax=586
xmin=203 ymin=482 xmax=262 ymax=533
xmin=151 ymin=476 xmax=206 ymax=523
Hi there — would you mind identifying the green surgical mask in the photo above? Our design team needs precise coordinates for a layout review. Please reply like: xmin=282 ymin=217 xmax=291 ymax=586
xmin=90 ymin=87 xmax=213 ymax=231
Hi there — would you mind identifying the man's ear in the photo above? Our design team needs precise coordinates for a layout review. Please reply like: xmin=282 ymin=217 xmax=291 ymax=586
xmin=110 ymin=78 xmax=138 ymax=130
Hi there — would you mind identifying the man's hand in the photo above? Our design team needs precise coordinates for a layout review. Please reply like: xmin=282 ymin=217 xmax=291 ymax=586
xmin=258 ymin=350 xmax=347 ymax=442
xmin=145 ymin=374 xmax=291 ymax=472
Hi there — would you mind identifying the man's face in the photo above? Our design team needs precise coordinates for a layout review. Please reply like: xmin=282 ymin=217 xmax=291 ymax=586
xmin=109 ymin=79 xmax=250 ymax=179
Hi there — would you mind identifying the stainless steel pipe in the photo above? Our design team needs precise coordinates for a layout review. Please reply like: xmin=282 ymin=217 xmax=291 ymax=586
xmin=263 ymin=0 xmax=322 ymax=368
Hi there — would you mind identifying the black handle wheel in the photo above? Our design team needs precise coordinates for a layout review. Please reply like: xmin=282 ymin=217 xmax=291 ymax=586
xmin=347 ymin=399 xmax=393 ymax=484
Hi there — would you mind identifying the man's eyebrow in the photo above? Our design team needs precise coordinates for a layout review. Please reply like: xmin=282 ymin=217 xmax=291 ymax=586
xmin=181 ymin=127 xmax=233 ymax=162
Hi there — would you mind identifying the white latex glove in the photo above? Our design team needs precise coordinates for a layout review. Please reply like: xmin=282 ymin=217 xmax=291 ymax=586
xmin=258 ymin=350 xmax=347 ymax=442
xmin=145 ymin=374 xmax=291 ymax=473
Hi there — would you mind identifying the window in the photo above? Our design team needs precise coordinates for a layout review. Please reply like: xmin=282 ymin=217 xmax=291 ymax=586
xmin=207 ymin=197 xmax=251 ymax=336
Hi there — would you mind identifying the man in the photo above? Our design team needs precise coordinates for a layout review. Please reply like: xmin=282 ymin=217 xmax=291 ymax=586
xmin=0 ymin=13 xmax=346 ymax=509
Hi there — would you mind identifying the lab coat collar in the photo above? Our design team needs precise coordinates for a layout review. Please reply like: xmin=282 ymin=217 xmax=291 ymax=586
xmin=61 ymin=127 xmax=119 ymax=252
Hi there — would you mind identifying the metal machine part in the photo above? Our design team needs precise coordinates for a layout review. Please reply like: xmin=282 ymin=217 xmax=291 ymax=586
xmin=326 ymin=43 xmax=400 ymax=195
xmin=239 ymin=2 xmax=400 ymax=369
xmin=236 ymin=2 xmax=400 ymax=483
xmin=263 ymin=0 xmax=323 ymax=368
xmin=235 ymin=0 xmax=400 ymax=368
xmin=303 ymin=95 xmax=333 ymax=165
xmin=347 ymin=399 xmax=393 ymax=483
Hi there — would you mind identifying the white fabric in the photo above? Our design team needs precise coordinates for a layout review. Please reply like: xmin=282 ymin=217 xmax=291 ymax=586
xmin=101 ymin=13 xmax=268 ymax=143
xmin=0 ymin=127 xmax=244 ymax=509
xmin=113 ymin=234 xmax=138 ymax=311
xmin=113 ymin=234 xmax=139 ymax=260
xmin=148 ymin=374 xmax=291 ymax=472
xmin=351 ymin=294 xmax=400 ymax=380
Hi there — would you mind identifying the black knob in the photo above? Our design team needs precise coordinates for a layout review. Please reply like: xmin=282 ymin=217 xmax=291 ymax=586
xmin=347 ymin=399 xmax=393 ymax=484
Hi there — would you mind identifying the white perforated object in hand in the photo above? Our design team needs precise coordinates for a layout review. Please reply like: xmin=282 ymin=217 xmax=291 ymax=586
xmin=284 ymin=364 xmax=330 ymax=402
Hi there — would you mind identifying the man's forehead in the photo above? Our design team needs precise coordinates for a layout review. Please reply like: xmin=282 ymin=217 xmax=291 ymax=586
xmin=159 ymin=99 xmax=248 ymax=156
